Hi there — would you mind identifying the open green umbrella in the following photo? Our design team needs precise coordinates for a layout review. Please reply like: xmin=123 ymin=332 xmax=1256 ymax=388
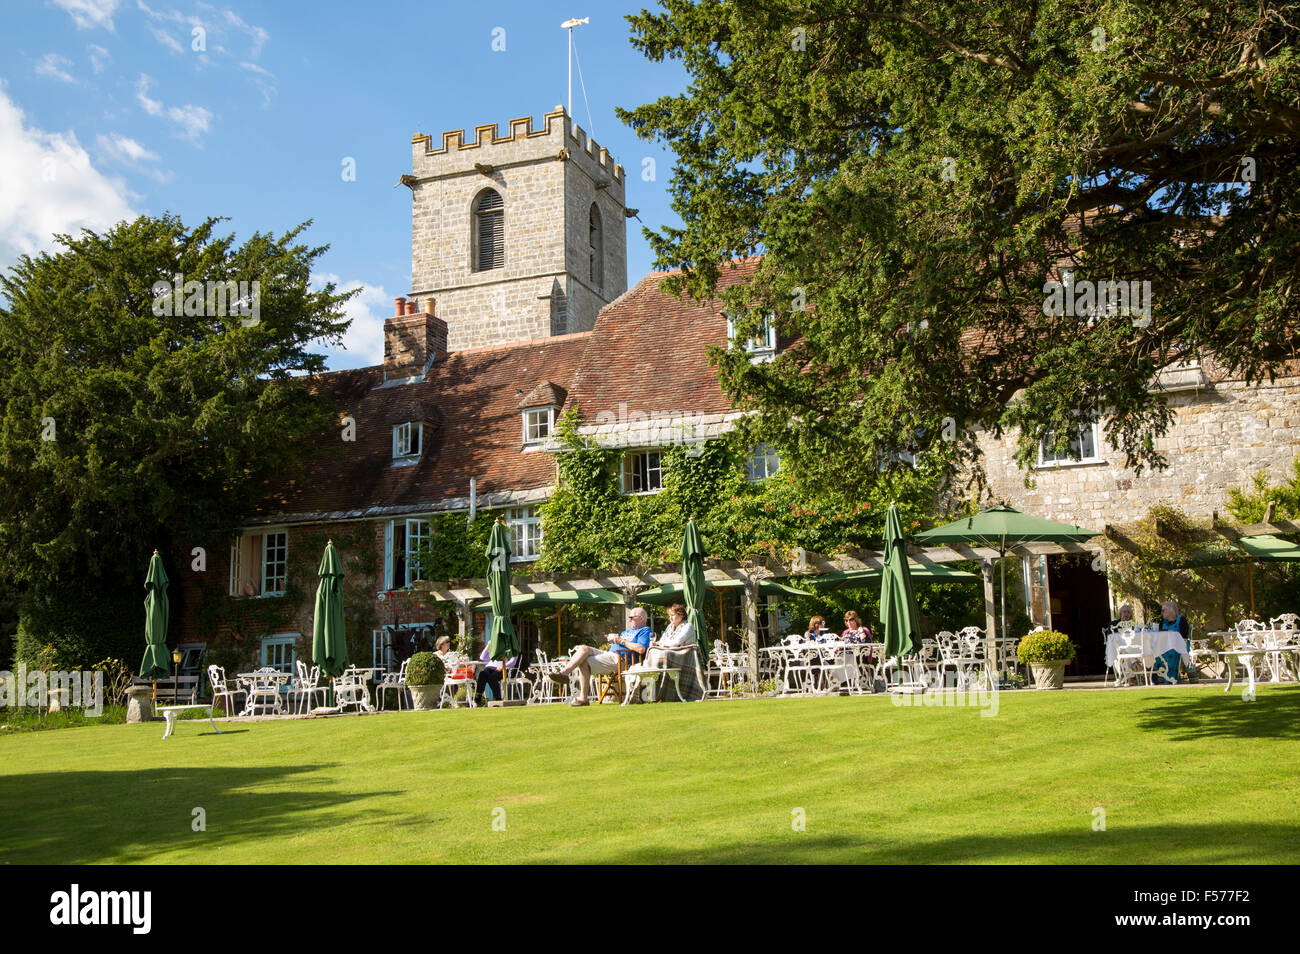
xmin=880 ymin=504 xmax=922 ymax=678
xmin=486 ymin=519 xmax=518 ymax=665
xmin=139 ymin=550 xmax=171 ymax=679
xmin=916 ymin=504 xmax=1100 ymax=640
xmin=680 ymin=519 xmax=710 ymax=662
xmin=312 ymin=539 xmax=349 ymax=677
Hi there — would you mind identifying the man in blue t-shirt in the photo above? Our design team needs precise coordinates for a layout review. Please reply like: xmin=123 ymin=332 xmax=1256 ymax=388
xmin=552 ymin=607 xmax=652 ymax=706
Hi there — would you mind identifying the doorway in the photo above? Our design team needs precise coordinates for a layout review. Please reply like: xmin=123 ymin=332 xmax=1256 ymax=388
xmin=1046 ymin=554 xmax=1111 ymax=677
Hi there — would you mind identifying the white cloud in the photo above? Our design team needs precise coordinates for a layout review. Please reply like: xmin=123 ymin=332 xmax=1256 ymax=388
xmin=135 ymin=73 xmax=213 ymax=141
xmin=313 ymin=274 xmax=389 ymax=370
xmin=94 ymin=132 xmax=174 ymax=183
xmin=146 ymin=23 xmax=184 ymax=54
xmin=52 ymin=0 xmax=120 ymax=31
xmin=239 ymin=61 xmax=277 ymax=107
xmin=35 ymin=54 xmax=76 ymax=84
xmin=0 ymin=87 xmax=135 ymax=271
xmin=224 ymin=9 xmax=268 ymax=58
xmin=87 ymin=43 xmax=111 ymax=73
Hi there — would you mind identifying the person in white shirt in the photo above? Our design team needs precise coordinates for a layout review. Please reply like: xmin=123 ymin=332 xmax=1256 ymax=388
xmin=652 ymin=603 xmax=696 ymax=650
xmin=630 ymin=603 xmax=705 ymax=702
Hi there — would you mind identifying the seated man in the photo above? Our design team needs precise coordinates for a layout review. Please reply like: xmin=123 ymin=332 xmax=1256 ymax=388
xmin=552 ymin=607 xmax=652 ymax=706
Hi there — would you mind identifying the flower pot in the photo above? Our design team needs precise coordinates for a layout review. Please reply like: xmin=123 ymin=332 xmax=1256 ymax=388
xmin=1029 ymin=661 xmax=1067 ymax=690
xmin=409 ymin=684 xmax=440 ymax=711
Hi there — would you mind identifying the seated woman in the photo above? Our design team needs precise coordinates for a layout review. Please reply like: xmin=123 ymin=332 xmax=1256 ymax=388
xmin=629 ymin=603 xmax=705 ymax=702
xmin=1153 ymin=600 xmax=1191 ymax=684
xmin=1108 ymin=603 xmax=1135 ymax=630
xmin=804 ymin=616 xmax=829 ymax=642
xmin=841 ymin=611 xmax=871 ymax=643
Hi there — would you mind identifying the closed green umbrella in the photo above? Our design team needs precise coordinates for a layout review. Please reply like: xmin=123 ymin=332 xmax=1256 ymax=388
xmin=680 ymin=519 xmax=710 ymax=662
xmin=880 ymin=504 xmax=922 ymax=680
xmin=486 ymin=519 xmax=518 ymax=663
xmin=312 ymin=539 xmax=349 ymax=677
xmin=139 ymin=550 xmax=171 ymax=679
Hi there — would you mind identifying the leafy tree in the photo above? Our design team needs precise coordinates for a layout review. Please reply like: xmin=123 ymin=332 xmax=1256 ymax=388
xmin=0 ymin=214 xmax=353 ymax=664
xmin=619 ymin=1 xmax=1300 ymax=491
xmin=1226 ymin=457 xmax=1300 ymax=522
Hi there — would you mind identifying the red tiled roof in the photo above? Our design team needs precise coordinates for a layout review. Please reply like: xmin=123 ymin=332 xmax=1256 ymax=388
xmin=564 ymin=261 xmax=759 ymax=421
xmin=251 ymin=333 xmax=591 ymax=522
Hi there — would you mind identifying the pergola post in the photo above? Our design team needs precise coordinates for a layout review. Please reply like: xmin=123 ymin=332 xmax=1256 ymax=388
xmin=455 ymin=598 xmax=473 ymax=653
xmin=983 ymin=561 xmax=999 ymax=677
xmin=742 ymin=575 xmax=760 ymax=688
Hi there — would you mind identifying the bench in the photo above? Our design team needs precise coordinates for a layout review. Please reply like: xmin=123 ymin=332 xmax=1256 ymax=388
xmin=156 ymin=703 xmax=222 ymax=739
xmin=132 ymin=676 xmax=201 ymax=706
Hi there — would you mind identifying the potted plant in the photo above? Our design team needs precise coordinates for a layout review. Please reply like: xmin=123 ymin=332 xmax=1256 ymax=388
xmin=1016 ymin=630 xmax=1076 ymax=689
xmin=405 ymin=652 xmax=446 ymax=711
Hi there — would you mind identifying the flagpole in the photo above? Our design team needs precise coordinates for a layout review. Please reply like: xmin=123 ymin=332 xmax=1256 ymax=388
xmin=561 ymin=17 xmax=590 ymax=118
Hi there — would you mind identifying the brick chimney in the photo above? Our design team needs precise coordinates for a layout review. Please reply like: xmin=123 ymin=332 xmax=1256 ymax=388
xmin=384 ymin=296 xmax=448 ymax=382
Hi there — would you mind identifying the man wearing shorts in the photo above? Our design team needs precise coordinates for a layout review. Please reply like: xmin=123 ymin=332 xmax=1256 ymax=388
xmin=553 ymin=607 xmax=652 ymax=706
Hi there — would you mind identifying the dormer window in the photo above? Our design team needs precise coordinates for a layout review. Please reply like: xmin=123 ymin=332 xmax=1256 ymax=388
xmin=392 ymin=421 xmax=422 ymax=461
xmin=522 ymin=407 xmax=554 ymax=445
xmin=727 ymin=312 xmax=777 ymax=358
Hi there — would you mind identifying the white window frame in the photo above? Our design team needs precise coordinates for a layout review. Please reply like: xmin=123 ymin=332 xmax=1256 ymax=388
xmin=404 ymin=518 xmax=429 ymax=587
xmin=506 ymin=506 xmax=542 ymax=562
xmin=385 ymin=518 xmax=431 ymax=589
xmin=621 ymin=450 xmax=664 ymax=495
xmin=261 ymin=531 xmax=288 ymax=596
xmin=522 ymin=407 xmax=554 ymax=445
xmin=1036 ymin=419 xmax=1103 ymax=468
xmin=726 ymin=312 xmax=777 ymax=356
xmin=260 ymin=633 xmax=297 ymax=675
xmin=744 ymin=444 xmax=780 ymax=481
xmin=392 ymin=421 xmax=422 ymax=461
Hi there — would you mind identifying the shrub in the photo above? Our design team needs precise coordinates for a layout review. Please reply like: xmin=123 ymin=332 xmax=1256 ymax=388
xmin=1016 ymin=629 xmax=1076 ymax=664
xmin=406 ymin=652 xmax=445 ymax=687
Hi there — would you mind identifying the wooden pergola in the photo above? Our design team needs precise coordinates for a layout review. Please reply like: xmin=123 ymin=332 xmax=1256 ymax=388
xmin=412 ymin=538 xmax=1101 ymax=681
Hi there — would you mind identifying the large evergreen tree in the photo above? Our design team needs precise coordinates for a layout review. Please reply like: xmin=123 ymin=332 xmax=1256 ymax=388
xmin=0 ymin=214 xmax=353 ymax=664
xmin=619 ymin=1 xmax=1300 ymax=490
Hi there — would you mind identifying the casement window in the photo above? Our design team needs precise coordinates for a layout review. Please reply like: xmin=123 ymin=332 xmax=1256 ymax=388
xmin=622 ymin=450 xmax=663 ymax=494
xmin=589 ymin=203 xmax=604 ymax=291
xmin=473 ymin=189 xmax=505 ymax=271
xmin=229 ymin=530 xmax=287 ymax=597
xmin=506 ymin=506 xmax=542 ymax=562
xmin=385 ymin=518 xmax=431 ymax=589
xmin=726 ymin=312 xmax=777 ymax=356
xmin=744 ymin=444 xmax=780 ymax=481
xmin=260 ymin=633 xmax=297 ymax=675
xmin=1037 ymin=419 xmax=1103 ymax=467
xmin=392 ymin=421 xmax=422 ymax=461
xmin=522 ymin=407 xmax=554 ymax=445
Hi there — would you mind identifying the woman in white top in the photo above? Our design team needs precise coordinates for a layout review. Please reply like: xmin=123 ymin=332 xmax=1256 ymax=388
xmin=652 ymin=603 xmax=696 ymax=650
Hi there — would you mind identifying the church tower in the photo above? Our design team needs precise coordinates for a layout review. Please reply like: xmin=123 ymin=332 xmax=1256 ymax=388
xmin=406 ymin=108 xmax=629 ymax=352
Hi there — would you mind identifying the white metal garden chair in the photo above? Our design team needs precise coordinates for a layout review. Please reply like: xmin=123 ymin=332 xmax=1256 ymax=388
xmin=437 ymin=652 xmax=477 ymax=709
xmin=502 ymin=657 xmax=532 ymax=702
xmin=243 ymin=667 xmax=285 ymax=715
xmin=1263 ymin=617 xmax=1299 ymax=682
xmin=375 ymin=659 xmax=410 ymax=711
xmin=1112 ymin=628 xmax=1150 ymax=687
xmin=287 ymin=660 xmax=329 ymax=715
xmin=528 ymin=650 xmax=569 ymax=704
xmin=207 ymin=665 xmax=245 ymax=718
xmin=333 ymin=667 xmax=374 ymax=714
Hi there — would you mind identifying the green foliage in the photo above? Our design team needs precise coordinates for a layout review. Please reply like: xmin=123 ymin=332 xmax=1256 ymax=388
xmin=405 ymin=651 xmax=445 ymax=687
xmin=0 ymin=214 xmax=354 ymax=668
xmin=1016 ymin=630 xmax=1077 ymax=664
xmin=13 ymin=588 xmax=139 ymax=669
xmin=536 ymin=404 xmax=981 ymax=634
xmin=0 ymin=705 xmax=127 ymax=733
xmin=1227 ymin=458 xmax=1300 ymax=523
xmin=92 ymin=657 xmax=133 ymax=706
xmin=412 ymin=512 xmax=497 ymax=581
xmin=619 ymin=2 xmax=1300 ymax=491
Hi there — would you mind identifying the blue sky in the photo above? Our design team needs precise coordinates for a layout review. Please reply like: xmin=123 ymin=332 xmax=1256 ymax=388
xmin=0 ymin=0 xmax=687 ymax=368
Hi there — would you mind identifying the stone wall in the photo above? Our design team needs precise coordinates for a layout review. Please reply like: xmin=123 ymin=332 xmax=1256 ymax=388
xmin=408 ymin=110 xmax=627 ymax=351
xmin=977 ymin=373 xmax=1300 ymax=528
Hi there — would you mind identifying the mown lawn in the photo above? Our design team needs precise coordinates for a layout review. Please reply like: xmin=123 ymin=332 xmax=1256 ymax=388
xmin=2 ymin=685 xmax=1297 ymax=864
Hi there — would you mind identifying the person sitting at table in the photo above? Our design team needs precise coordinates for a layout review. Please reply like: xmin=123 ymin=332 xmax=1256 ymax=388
xmin=550 ymin=606 xmax=652 ymax=706
xmin=804 ymin=616 xmax=830 ymax=641
xmin=630 ymin=603 xmax=704 ymax=702
xmin=477 ymin=644 xmax=520 ymax=703
xmin=841 ymin=611 xmax=871 ymax=643
xmin=1152 ymin=600 xmax=1191 ymax=684
xmin=1108 ymin=603 xmax=1135 ymax=631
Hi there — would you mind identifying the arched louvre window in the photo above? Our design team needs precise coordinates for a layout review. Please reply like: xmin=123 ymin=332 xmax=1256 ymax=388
xmin=474 ymin=189 xmax=504 ymax=271
xmin=589 ymin=203 xmax=604 ymax=290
